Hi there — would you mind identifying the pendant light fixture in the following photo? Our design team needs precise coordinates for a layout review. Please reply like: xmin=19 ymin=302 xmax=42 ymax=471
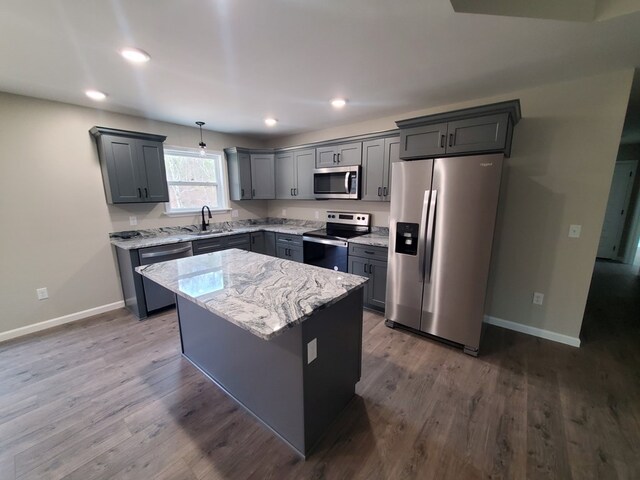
xmin=196 ymin=121 xmax=206 ymax=156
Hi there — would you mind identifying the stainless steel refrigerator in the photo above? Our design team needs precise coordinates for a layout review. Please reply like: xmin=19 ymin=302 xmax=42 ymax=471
xmin=385 ymin=154 xmax=504 ymax=356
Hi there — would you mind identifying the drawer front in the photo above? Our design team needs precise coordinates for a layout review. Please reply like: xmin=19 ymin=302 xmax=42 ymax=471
xmin=192 ymin=237 xmax=225 ymax=255
xmin=225 ymin=233 xmax=251 ymax=250
xmin=276 ymin=233 xmax=303 ymax=247
xmin=348 ymin=244 xmax=388 ymax=261
xmin=138 ymin=242 xmax=193 ymax=265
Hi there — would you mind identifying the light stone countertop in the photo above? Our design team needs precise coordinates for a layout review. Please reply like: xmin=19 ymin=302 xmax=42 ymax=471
xmin=348 ymin=229 xmax=389 ymax=248
xmin=135 ymin=249 xmax=368 ymax=340
xmin=110 ymin=220 xmax=320 ymax=250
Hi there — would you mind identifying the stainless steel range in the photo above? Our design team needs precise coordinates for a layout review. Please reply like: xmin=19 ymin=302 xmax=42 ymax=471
xmin=303 ymin=211 xmax=371 ymax=272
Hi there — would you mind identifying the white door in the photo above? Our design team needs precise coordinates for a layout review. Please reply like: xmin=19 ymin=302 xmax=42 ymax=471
xmin=597 ymin=161 xmax=638 ymax=259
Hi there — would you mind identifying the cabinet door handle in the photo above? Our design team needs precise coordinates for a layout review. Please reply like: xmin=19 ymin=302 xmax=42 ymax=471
xmin=449 ymin=133 xmax=454 ymax=147
xmin=144 ymin=187 xmax=148 ymax=198
xmin=383 ymin=186 xmax=388 ymax=197
xmin=291 ymin=188 xmax=294 ymax=196
xmin=368 ymin=264 xmax=373 ymax=274
xmin=337 ymin=153 xmax=341 ymax=163
xmin=294 ymin=188 xmax=297 ymax=196
xmin=440 ymin=134 xmax=445 ymax=148
xmin=137 ymin=187 xmax=142 ymax=198
xmin=241 ymin=188 xmax=245 ymax=198
xmin=364 ymin=263 xmax=368 ymax=274
xmin=364 ymin=250 xmax=375 ymax=255
xmin=333 ymin=153 xmax=337 ymax=163
xmin=252 ymin=189 xmax=256 ymax=197
xmin=377 ymin=187 xmax=382 ymax=197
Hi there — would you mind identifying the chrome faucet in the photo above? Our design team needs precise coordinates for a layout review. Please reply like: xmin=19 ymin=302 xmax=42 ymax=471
xmin=201 ymin=205 xmax=212 ymax=231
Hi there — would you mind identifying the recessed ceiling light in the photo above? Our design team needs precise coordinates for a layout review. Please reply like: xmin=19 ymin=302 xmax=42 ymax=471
xmin=85 ymin=90 xmax=107 ymax=101
xmin=264 ymin=118 xmax=278 ymax=127
xmin=331 ymin=98 xmax=347 ymax=109
xmin=120 ymin=47 xmax=151 ymax=63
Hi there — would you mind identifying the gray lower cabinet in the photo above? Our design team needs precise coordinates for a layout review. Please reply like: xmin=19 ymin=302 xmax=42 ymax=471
xmin=361 ymin=136 xmax=400 ymax=202
xmin=250 ymin=231 xmax=277 ymax=255
xmin=275 ymin=149 xmax=316 ymax=200
xmin=348 ymin=244 xmax=388 ymax=312
xmin=90 ymin=127 xmax=169 ymax=204
xmin=315 ymin=142 xmax=362 ymax=168
xmin=250 ymin=153 xmax=276 ymax=199
xmin=275 ymin=233 xmax=303 ymax=263
xmin=192 ymin=234 xmax=251 ymax=255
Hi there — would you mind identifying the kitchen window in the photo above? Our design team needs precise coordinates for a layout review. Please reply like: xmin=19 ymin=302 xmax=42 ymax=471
xmin=164 ymin=147 xmax=229 ymax=214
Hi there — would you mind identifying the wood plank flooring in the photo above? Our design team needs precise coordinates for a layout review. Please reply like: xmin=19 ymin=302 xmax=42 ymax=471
xmin=1 ymin=260 xmax=638 ymax=479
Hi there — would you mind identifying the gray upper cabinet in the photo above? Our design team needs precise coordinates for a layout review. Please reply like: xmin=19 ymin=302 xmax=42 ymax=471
xmin=275 ymin=149 xmax=315 ymax=200
xmin=250 ymin=153 xmax=275 ymax=199
xmin=396 ymin=100 xmax=521 ymax=159
xmin=226 ymin=150 xmax=253 ymax=201
xmin=361 ymin=136 xmax=400 ymax=202
xmin=445 ymin=114 xmax=509 ymax=155
xmin=399 ymin=123 xmax=447 ymax=160
xmin=361 ymin=139 xmax=385 ymax=202
xmin=275 ymin=151 xmax=295 ymax=199
xmin=315 ymin=142 xmax=362 ymax=168
xmin=294 ymin=149 xmax=315 ymax=199
xmin=90 ymin=127 xmax=169 ymax=204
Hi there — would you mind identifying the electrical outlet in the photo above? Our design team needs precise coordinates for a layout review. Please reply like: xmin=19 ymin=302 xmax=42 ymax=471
xmin=36 ymin=287 xmax=48 ymax=300
xmin=532 ymin=292 xmax=544 ymax=305
xmin=231 ymin=209 xmax=239 ymax=218
xmin=282 ymin=209 xmax=287 ymax=217
xmin=129 ymin=216 xmax=137 ymax=226
xmin=568 ymin=224 xmax=582 ymax=238
xmin=314 ymin=210 xmax=320 ymax=220
xmin=307 ymin=338 xmax=317 ymax=364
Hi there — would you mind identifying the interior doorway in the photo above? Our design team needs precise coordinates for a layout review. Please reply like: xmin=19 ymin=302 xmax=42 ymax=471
xmin=581 ymin=69 xmax=640 ymax=345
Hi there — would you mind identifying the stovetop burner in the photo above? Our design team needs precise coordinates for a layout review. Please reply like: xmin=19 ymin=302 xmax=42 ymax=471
xmin=303 ymin=211 xmax=371 ymax=241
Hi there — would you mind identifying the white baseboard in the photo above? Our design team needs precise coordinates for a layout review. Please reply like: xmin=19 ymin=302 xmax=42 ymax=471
xmin=0 ymin=301 xmax=125 ymax=343
xmin=484 ymin=315 xmax=581 ymax=348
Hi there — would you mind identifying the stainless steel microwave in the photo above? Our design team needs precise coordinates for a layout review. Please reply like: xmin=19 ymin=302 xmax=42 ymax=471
xmin=313 ymin=166 xmax=360 ymax=199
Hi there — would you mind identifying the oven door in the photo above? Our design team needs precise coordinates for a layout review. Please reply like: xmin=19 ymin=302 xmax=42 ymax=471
xmin=303 ymin=237 xmax=349 ymax=272
xmin=313 ymin=166 xmax=360 ymax=199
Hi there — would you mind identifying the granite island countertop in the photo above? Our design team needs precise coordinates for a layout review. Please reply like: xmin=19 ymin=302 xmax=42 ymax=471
xmin=135 ymin=249 xmax=368 ymax=340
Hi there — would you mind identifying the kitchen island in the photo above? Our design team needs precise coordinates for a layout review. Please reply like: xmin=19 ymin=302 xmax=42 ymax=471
xmin=136 ymin=249 xmax=367 ymax=457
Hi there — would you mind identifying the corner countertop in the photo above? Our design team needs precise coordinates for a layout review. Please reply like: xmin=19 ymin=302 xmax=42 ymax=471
xmin=135 ymin=249 xmax=368 ymax=340
xmin=110 ymin=219 xmax=322 ymax=250
xmin=110 ymin=219 xmax=389 ymax=250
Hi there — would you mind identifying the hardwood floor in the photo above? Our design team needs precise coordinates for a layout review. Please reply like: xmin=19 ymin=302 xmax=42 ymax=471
xmin=1 ymin=263 xmax=638 ymax=479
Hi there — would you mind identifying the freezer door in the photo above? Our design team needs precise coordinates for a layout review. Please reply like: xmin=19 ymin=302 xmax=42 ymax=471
xmin=385 ymin=159 xmax=434 ymax=330
xmin=420 ymin=154 xmax=504 ymax=351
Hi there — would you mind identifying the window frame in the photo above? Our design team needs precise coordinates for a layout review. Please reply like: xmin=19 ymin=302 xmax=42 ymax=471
xmin=163 ymin=146 xmax=230 ymax=216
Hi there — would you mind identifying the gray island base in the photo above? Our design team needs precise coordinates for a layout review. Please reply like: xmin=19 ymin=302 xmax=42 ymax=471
xmin=136 ymin=249 xmax=367 ymax=457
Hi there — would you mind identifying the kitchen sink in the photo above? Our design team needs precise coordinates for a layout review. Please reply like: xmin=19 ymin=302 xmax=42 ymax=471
xmin=191 ymin=229 xmax=225 ymax=236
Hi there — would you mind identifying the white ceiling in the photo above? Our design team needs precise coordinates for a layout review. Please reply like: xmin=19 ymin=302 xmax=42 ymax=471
xmin=1 ymin=0 xmax=640 ymax=139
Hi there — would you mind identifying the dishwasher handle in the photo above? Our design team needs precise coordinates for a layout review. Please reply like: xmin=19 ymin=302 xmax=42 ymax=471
xmin=139 ymin=244 xmax=192 ymax=260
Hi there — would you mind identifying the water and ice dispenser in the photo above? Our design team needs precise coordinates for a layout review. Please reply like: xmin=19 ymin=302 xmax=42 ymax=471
xmin=395 ymin=222 xmax=419 ymax=255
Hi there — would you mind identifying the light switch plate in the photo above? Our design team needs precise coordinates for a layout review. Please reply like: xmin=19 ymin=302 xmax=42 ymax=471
xmin=282 ymin=209 xmax=287 ymax=217
xmin=314 ymin=210 xmax=320 ymax=220
xmin=129 ymin=216 xmax=138 ymax=226
xmin=307 ymin=338 xmax=317 ymax=364
xmin=231 ymin=209 xmax=239 ymax=218
xmin=36 ymin=287 xmax=48 ymax=300
xmin=568 ymin=224 xmax=581 ymax=238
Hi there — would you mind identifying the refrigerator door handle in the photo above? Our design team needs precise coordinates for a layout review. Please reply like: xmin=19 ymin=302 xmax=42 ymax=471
xmin=424 ymin=190 xmax=438 ymax=282
xmin=418 ymin=190 xmax=430 ymax=281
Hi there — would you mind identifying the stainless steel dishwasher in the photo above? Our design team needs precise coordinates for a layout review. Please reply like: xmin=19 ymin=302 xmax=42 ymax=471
xmin=138 ymin=242 xmax=193 ymax=312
